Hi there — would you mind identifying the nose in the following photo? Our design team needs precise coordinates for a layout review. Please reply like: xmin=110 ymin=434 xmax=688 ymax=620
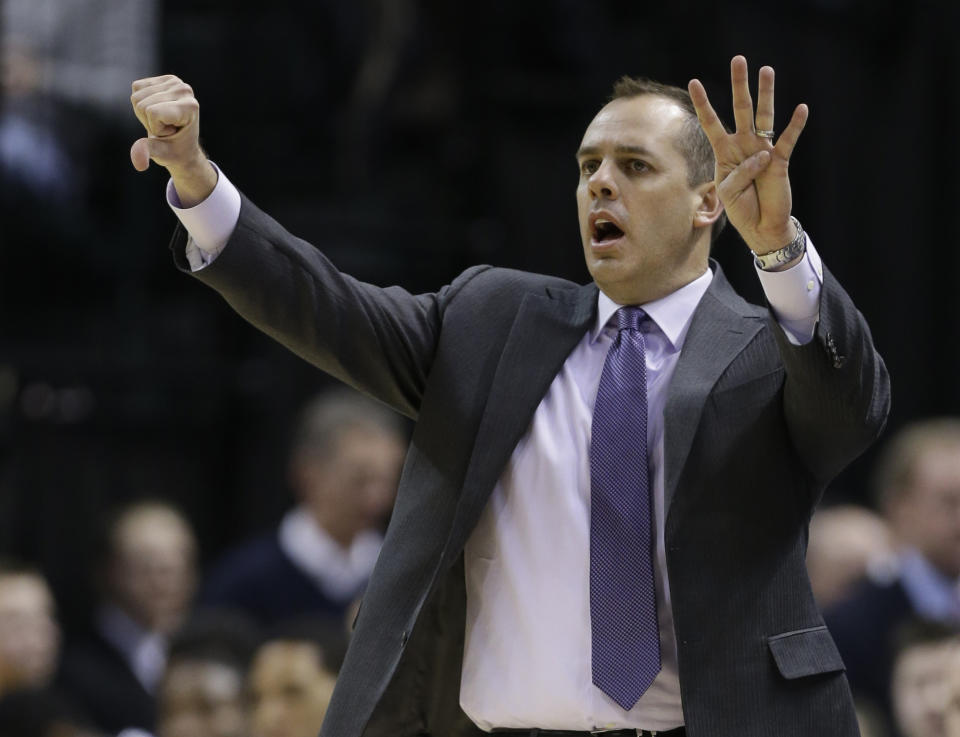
xmin=588 ymin=159 xmax=619 ymax=200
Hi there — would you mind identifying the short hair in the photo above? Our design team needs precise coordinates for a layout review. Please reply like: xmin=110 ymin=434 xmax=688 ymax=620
xmin=167 ymin=609 xmax=260 ymax=673
xmin=0 ymin=688 xmax=95 ymax=737
xmin=891 ymin=617 xmax=960 ymax=661
xmin=609 ymin=76 xmax=728 ymax=243
xmin=290 ymin=388 xmax=405 ymax=463
xmin=260 ymin=616 xmax=349 ymax=674
xmin=873 ymin=418 xmax=960 ymax=511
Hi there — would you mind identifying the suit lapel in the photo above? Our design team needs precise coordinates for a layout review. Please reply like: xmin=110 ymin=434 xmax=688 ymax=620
xmin=662 ymin=264 xmax=764 ymax=516
xmin=445 ymin=265 xmax=761 ymax=550
xmin=446 ymin=282 xmax=597 ymax=551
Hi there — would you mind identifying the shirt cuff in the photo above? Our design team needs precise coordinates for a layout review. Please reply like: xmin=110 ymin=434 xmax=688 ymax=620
xmin=166 ymin=162 xmax=241 ymax=272
xmin=754 ymin=236 xmax=823 ymax=346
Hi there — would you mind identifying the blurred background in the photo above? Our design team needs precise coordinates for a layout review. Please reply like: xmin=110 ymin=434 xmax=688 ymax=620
xmin=0 ymin=1 xmax=958 ymax=735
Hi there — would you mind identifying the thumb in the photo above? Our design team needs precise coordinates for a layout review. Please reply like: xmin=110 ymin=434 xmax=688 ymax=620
xmin=717 ymin=150 xmax=771 ymax=203
xmin=130 ymin=136 xmax=175 ymax=171
xmin=130 ymin=137 xmax=153 ymax=172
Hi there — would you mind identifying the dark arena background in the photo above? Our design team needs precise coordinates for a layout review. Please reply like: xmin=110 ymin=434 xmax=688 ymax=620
xmin=0 ymin=0 xmax=956 ymax=662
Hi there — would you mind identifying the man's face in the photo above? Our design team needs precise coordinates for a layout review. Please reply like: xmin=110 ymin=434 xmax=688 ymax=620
xmin=248 ymin=642 xmax=337 ymax=737
xmin=576 ymin=94 xmax=715 ymax=306
xmin=892 ymin=445 xmax=960 ymax=578
xmin=0 ymin=573 xmax=59 ymax=689
xmin=158 ymin=659 xmax=248 ymax=737
xmin=893 ymin=642 xmax=956 ymax=737
xmin=109 ymin=506 xmax=197 ymax=633
xmin=297 ymin=427 xmax=403 ymax=545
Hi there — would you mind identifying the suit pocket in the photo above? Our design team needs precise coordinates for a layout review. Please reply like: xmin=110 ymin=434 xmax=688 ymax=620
xmin=767 ymin=625 xmax=845 ymax=679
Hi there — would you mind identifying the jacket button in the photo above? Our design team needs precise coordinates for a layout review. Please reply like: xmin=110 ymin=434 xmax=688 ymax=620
xmin=401 ymin=631 xmax=409 ymax=646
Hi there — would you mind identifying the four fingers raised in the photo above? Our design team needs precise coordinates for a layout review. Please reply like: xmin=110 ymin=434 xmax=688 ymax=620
xmin=689 ymin=56 xmax=807 ymax=162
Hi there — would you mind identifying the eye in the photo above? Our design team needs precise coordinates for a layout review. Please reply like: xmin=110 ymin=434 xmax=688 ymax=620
xmin=628 ymin=159 xmax=650 ymax=173
xmin=580 ymin=159 xmax=599 ymax=176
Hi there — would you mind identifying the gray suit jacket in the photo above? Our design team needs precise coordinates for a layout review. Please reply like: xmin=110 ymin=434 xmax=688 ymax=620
xmin=175 ymin=195 xmax=890 ymax=737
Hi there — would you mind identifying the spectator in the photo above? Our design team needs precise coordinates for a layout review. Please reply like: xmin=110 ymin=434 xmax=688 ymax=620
xmin=0 ymin=561 xmax=60 ymax=699
xmin=826 ymin=419 xmax=960 ymax=716
xmin=890 ymin=620 xmax=959 ymax=737
xmin=156 ymin=611 xmax=259 ymax=737
xmin=202 ymin=389 xmax=405 ymax=627
xmin=807 ymin=504 xmax=895 ymax=609
xmin=247 ymin=619 xmax=346 ymax=737
xmin=59 ymin=500 xmax=198 ymax=734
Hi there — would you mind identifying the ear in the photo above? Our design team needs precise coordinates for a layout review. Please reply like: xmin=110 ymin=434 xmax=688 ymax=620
xmin=692 ymin=180 xmax=723 ymax=230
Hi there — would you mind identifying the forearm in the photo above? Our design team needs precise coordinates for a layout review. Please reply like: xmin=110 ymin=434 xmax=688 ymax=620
xmin=174 ymin=193 xmax=456 ymax=419
xmin=775 ymin=267 xmax=890 ymax=482
xmin=167 ymin=154 xmax=218 ymax=208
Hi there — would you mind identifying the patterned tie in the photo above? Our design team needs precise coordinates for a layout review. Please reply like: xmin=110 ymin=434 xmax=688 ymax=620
xmin=590 ymin=306 xmax=661 ymax=710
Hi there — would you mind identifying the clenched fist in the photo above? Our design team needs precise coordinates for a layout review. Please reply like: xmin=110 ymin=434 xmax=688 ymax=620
xmin=130 ymin=75 xmax=216 ymax=206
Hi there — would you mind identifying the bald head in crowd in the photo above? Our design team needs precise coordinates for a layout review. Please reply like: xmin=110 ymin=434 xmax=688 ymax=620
xmin=875 ymin=419 xmax=960 ymax=579
xmin=103 ymin=500 xmax=198 ymax=635
xmin=807 ymin=505 xmax=894 ymax=608
xmin=0 ymin=562 xmax=59 ymax=697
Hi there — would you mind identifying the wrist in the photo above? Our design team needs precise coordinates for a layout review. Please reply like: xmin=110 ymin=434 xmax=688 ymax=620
xmin=748 ymin=219 xmax=798 ymax=257
xmin=752 ymin=216 xmax=807 ymax=271
xmin=169 ymin=156 xmax=217 ymax=208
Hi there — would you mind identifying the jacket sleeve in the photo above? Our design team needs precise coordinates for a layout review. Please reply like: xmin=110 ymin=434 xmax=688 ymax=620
xmin=772 ymin=263 xmax=891 ymax=483
xmin=170 ymin=193 xmax=489 ymax=420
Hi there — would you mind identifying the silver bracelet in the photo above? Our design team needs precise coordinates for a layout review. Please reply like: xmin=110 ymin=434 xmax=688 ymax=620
xmin=753 ymin=216 xmax=806 ymax=271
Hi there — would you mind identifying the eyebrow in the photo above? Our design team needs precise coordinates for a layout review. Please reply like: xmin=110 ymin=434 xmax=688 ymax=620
xmin=575 ymin=144 xmax=656 ymax=160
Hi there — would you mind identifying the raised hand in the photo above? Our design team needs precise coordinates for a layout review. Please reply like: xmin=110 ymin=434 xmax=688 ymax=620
xmin=688 ymin=56 xmax=808 ymax=255
xmin=130 ymin=75 xmax=216 ymax=207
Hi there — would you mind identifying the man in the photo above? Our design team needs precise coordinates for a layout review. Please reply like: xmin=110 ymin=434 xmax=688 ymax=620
xmin=200 ymin=389 xmax=405 ymax=627
xmin=130 ymin=56 xmax=889 ymax=736
xmin=59 ymin=500 xmax=199 ymax=733
xmin=156 ymin=611 xmax=259 ymax=737
xmin=889 ymin=620 xmax=958 ymax=737
xmin=827 ymin=419 xmax=960 ymax=716
xmin=0 ymin=561 xmax=60 ymax=699
xmin=806 ymin=504 xmax=895 ymax=609
xmin=247 ymin=620 xmax=345 ymax=737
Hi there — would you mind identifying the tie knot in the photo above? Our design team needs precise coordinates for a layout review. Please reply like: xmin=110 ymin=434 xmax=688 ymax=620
xmin=614 ymin=306 xmax=645 ymax=333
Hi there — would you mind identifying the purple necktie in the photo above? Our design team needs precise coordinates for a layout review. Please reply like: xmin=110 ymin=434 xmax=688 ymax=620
xmin=590 ymin=306 xmax=661 ymax=710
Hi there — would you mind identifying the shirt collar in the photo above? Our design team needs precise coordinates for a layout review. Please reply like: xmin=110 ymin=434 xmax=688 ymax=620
xmin=590 ymin=266 xmax=713 ymax=349
xmin=897 ymin=548 xmax=960 ymax=622
xmin=278 ymin=506 xmax=383 ymax=602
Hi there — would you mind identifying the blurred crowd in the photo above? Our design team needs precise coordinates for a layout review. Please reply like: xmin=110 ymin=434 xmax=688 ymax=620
xmin=3 ymin=395 xmax=960 ymax=737
xmin=0 ymin=388 xmax=405 ymax=737
xmin=810 ymin=419 xmax=960 ymax=737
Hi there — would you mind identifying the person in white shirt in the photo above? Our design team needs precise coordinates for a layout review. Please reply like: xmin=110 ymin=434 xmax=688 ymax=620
xmin=200 ymin=388 xmax=406 ymax=627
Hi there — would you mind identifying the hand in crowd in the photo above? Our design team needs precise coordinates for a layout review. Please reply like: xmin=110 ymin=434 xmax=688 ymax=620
xmin=688 ymin=55 xmax=808 ymax=256
xmin=129 ymin=75 xmax=216 ymax=207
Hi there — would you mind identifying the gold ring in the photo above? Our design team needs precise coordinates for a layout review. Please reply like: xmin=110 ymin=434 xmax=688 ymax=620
xmin=755 ymin=128 xmax=775 ymax=139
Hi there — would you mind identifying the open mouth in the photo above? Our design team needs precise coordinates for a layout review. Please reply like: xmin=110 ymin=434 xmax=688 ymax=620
xmin=592 ymin=218 xmax=625 ymax=244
